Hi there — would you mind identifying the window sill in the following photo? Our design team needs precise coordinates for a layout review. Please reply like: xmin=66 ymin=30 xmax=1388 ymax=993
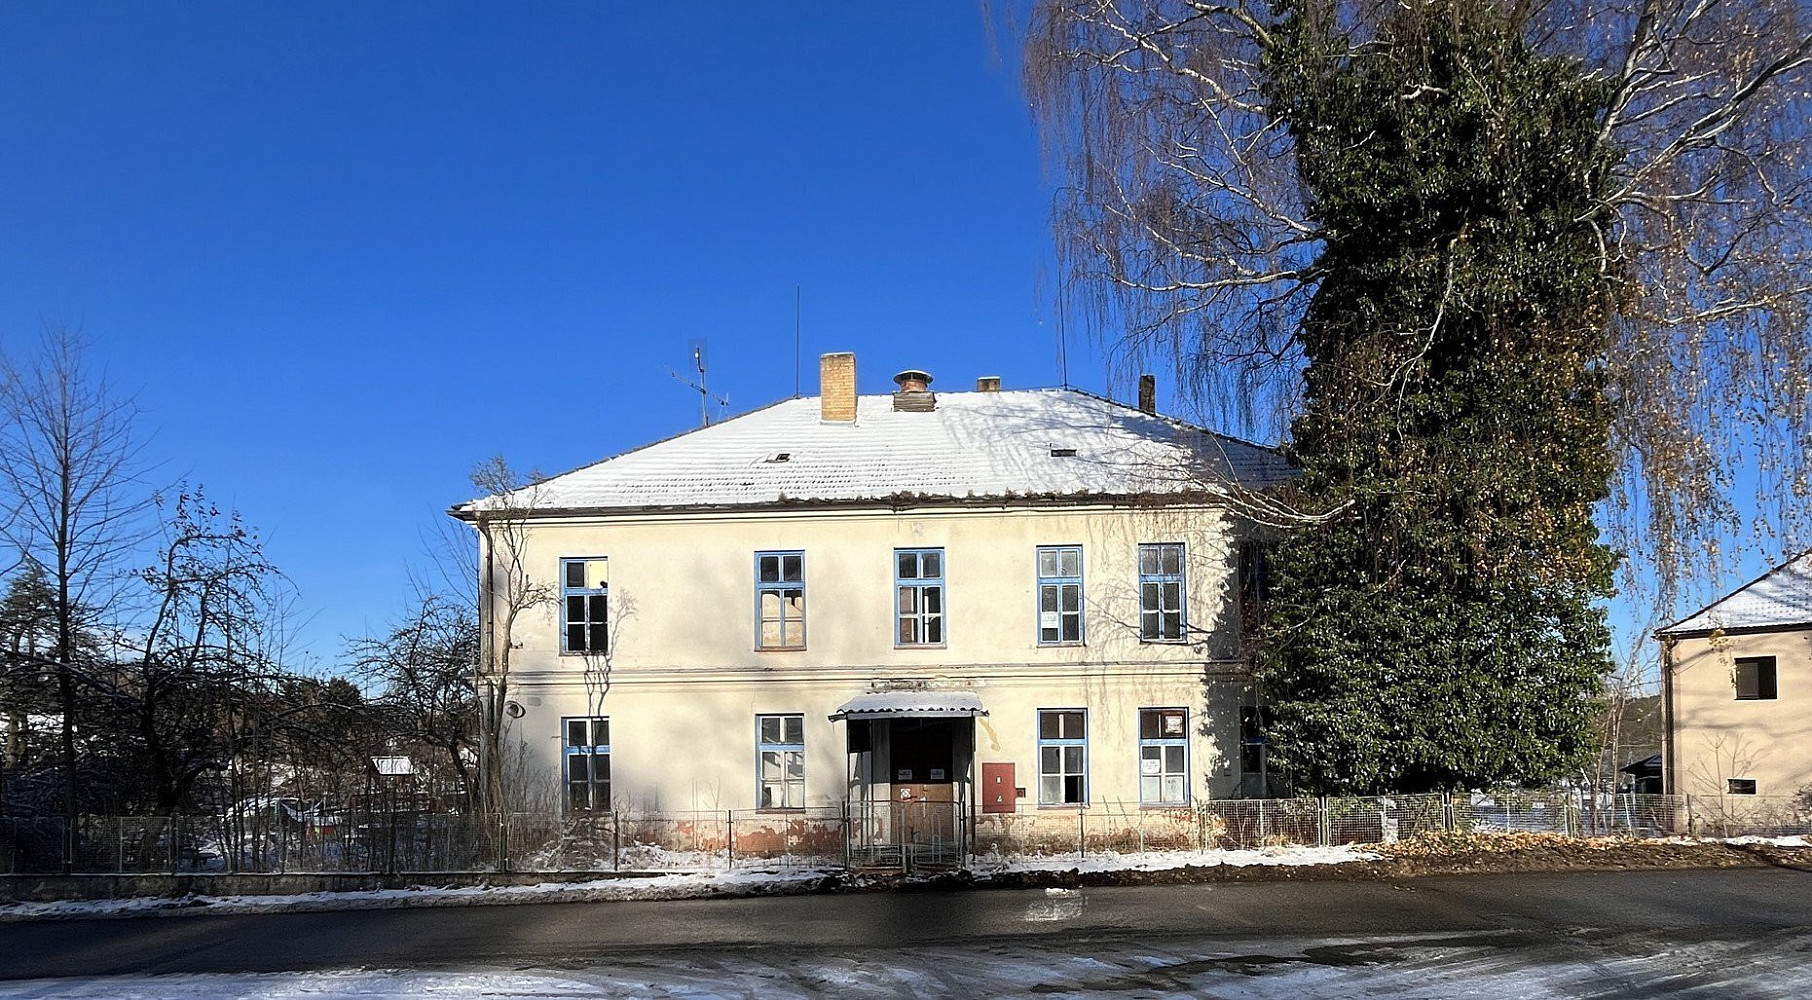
xmin=755 ymin=646 xmax=807 ymax=653
xmin=1140 ymin=802 xmax=1190 ymax=810
xmin=894 ymin=643 xmax=949 ymax=651
xmin=1138 ymin=637 xmax=1191 ymax=645
xmin=1036 ymin=642 xmax=1087 ymax=649
xmin=754 ymin=807 xmax=808 ymax=814
xmin=558 ymin=650 xmax=609 ymax=658
xmin=1036 ymin=803 xmax=1088 ymax=810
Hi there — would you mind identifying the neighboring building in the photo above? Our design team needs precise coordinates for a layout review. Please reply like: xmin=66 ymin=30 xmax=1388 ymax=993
xmin=452 ymin=353 xmax=1290 ymax=833
xmin=1657 ymin=549 xmax=1812 ymax=799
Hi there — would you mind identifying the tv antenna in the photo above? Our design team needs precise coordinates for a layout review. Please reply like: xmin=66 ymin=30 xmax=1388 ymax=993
xmin=670 ymin=339 xmax=730 ymax=427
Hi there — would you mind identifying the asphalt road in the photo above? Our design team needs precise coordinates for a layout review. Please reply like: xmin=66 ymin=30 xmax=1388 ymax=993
xmin=2 ymin=866 xmax=1811 ymax=987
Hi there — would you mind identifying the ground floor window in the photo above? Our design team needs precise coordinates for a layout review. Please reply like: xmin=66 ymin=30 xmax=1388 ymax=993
xmin=1728 ymin=778 xmax=1758 ymax=795
xmin=1037 ymin=709 xmax=1087 ymax=804
xmin=1139 ymin=708 xmax=1188 ymax=805
xmin=563 ymin=716 xmax=611 ymax=812
xmin=757 ymin=713 xmax=805 ymax=808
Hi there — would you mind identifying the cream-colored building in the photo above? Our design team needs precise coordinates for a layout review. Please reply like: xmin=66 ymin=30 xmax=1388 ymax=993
xmin=1658 ymin=549 xmax=1812 ymax=799
xmin=453 ymin=354 xmax=1289 ymax=836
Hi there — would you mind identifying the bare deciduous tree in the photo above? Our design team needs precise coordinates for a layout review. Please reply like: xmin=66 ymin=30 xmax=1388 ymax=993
xmin=0 ymin=327 xmax=152 ymax=865
xmin=1020 ymin=0 xmax=1812 ymax=613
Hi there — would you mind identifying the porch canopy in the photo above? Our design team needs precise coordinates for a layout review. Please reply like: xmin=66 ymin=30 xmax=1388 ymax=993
xmin=828 ymin=691 xmax=987 ymax=722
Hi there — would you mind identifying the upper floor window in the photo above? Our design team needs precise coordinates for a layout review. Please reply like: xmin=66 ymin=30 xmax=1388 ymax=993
xmin=1735 ymin=656 xmax=1778 ymax=700
xmin=755 ymin=551 xmax=806 ymax=650
xmin=896 ymin=548 xmax=945 ymax=646
xmin=563 ymin=716 xmax=611 ymax=812
xmin=1036 ymin=545 xmax=1084 ymax=645
xmin=561 ymin=557 xmax=609 ymax=654
xmin=756 ymin=714 xmax=805 ymax=809
xmin=1138 ymin=543 xmax=1186 ymax=641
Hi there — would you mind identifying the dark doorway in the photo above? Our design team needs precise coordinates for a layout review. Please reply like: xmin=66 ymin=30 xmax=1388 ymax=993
xmin=889 ymin=719 xmax=955 ymax=784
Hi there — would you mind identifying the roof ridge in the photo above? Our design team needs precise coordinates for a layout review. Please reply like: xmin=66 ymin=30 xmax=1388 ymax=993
xmin=1059 ymin=385 xmax=1284 ymax=455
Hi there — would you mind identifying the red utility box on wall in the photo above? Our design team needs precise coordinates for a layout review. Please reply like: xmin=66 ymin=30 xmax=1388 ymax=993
xmin=981 ymin=762 xmax=1016 ymax=814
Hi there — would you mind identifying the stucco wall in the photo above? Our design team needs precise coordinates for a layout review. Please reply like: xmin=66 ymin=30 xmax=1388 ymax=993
xmin=481 ymin=502 xmax=1258 ymax=810
xmin=1667 ymin=628 xmax=1812 ymax=798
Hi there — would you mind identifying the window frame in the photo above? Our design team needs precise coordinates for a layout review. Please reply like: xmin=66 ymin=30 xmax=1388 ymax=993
xmin=1034 ymin=545 xmax=1086 ymax=646
xmin=1036 ymin=708 xmax=1088 ymax=806
xmin=1734 ymin=656 xmax=1779 ymax=700
xmin=559 ymin=557 xmax=610 ymax=656
xmin=1727 ymin=777 xmax=1758 ymax=795
xmin=1138 ymin=707 xmax=1190 ymax=807
xmin=755 ymin=713 xmax=806 ymax=811
xmin=894 ymin=547 xmax=947 ymax=648
xmin=561 ymin=715 xmax=611 ymax=814
xmin=1137 ymin=542 xmax=1188 ymax=643
xmin=753 ymin=550 xmax=807 ymax=651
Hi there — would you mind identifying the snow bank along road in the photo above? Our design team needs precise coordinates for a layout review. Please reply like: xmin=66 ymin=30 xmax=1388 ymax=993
xmin=1 ymin=868 xmax=1810 ymax=997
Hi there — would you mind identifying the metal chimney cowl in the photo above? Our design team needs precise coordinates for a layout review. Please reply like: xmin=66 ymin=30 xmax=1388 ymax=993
xmin=892 ymin=369 xmax=936 ymax=412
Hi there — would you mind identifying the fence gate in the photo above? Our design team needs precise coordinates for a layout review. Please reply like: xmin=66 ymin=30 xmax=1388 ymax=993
xmin=847 ymin=800 xmax=964 ymax=872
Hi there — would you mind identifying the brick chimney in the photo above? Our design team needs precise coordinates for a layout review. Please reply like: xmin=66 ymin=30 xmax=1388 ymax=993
xmin=820 ymin=352 xmax=856 ymax=423
xmin=892 ymin=369 xmax=936 ymax=412
xmin=976 ymin=375 xmax=1001 ymax=392
xmin=1138 ymin=373 xmax=1157 ymax=415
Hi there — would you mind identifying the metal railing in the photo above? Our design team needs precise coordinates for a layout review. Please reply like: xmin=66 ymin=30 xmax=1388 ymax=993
xmin=3 ymin=792 xmax=1804 ymax=876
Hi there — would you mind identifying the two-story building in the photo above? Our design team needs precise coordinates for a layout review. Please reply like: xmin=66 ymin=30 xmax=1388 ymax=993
xmin=453 ymin=353 xmax=1290 ymax=834
xmin=1658 ymin=549 xmax=1812 ymax=800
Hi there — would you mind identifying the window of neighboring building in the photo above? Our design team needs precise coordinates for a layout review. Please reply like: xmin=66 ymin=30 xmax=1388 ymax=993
xmin=563 ymin=717 xmax=611 ymax=812
xmin=1728 ymin=777 xmax=1758 ymax=795
xmin=757 ymin=714 xmax=805 ymax=809
xmin=1139 ymin=708 xmax=1189 ymax=805
xmin=755 ymin=551 xmax=806 ymax=650
xmin=1036 ymin=546 xmax=1084 ymax=645
xmin=560 ymin=557 xmax=609 ymax=654
xmin=1037 ymin=709 xmax=1087 ymax=804
xmin=895 ymin=548 xmax=945 ymax=646
xmin=1138 ymin=543 xmax=1186 ymax=641
xmin=1735 ymin=656 xmax=1778 ymax=700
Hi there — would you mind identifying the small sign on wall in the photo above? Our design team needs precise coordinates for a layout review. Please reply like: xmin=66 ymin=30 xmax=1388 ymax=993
xmin=896 ymin=769 xmax=913 ymax=781
xmin=929 ymin=768 xmax=946 ymax=781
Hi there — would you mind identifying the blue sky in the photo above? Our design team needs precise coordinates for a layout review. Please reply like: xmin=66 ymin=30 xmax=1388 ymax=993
xmin=0 ymin=3 xmax=1117 ymax=665
xmin=0 ymin=3 xmax=1771 ymax=674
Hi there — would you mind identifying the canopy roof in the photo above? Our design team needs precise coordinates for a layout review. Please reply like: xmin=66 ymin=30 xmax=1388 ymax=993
xmin=829 ymin=691 xmax=988 ymax=721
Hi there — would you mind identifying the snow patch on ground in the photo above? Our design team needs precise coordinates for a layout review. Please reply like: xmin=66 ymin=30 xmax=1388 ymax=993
xmin=969 ymin=843 xmax=1378 ymax=875
xmin=0 ymin=868 xmax=832 ymax=923
xmin=1712 ymin=834 xmax=1809 ymax=847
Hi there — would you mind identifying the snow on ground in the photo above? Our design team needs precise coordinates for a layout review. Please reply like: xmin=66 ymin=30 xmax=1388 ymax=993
xmin=4 ymin=928 xmax=1810 ymax=999
xmin=969 ymin=843 xmax=1377 ymax=874
xmin=1712 ymin=834 xmax=1809 ymax=848
xmin=0 ymin=868 xmax=834 ymax=923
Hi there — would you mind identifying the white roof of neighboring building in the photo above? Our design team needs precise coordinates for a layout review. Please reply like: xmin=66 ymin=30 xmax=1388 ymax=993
xmin=829 ymin=691 xmax=989 ymax=720
xmin=1659 ymin=548 xmax=1812 ymax=635
xmin=456 ymin=388 xmax=1290 ymax=515
xmin=370 ymin=756 xmax=416 ymax=776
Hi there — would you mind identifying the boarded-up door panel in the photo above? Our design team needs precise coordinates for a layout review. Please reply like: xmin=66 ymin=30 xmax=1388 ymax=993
xmin=982 ymin=762 xmax=1016 ymax=814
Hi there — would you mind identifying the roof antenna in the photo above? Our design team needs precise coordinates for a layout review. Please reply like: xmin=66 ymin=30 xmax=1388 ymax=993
xmin=1056 ymin=318 xmax=1070 ymax=388
xmin=670 ymin=339 xmax=729 ymax=427
xmin=794 ymin=286 xmax=803 ymax=398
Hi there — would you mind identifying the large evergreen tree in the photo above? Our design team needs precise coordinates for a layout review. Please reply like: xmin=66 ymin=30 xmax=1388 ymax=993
xmin=1248 ymin=2 xmax=1620 ymax=792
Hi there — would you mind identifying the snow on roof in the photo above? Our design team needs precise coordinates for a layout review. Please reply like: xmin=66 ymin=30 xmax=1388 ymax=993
xmin=829 ymin=690 xmax=988 ymax=720
xmin=370 ymin=756 xmax=416 ymax=776
xmin=1659 ymin=548 xmax=1812 ymax=636
xmin=456 ymin=388 xmax=1291 ymax=515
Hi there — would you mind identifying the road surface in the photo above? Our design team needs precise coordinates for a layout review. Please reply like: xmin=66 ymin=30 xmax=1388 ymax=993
xmin=2 ymin=867 xmax=1810 ymax=996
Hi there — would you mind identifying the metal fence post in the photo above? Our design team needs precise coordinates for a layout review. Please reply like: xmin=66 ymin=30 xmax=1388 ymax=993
xmin=1318 ymin=796 xmax=1330 ymax=847
xmin=1077 ymin=804 xmax=1086 ymax=858
xmin=726 ymin=810 xmax=734 ymax=869
xmin=1257 ymin=798 xmax=1268 ymax=844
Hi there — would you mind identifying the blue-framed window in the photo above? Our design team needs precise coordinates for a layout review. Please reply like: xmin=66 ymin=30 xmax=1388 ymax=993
xmin=755 ymin=551 xmax=806 ymax=650
xmin=1037 ymin=709 xmax=1087 ymax=804
xmin=563 ymin=716 xmax=611 ymax=812
xmin=756 ymin=714 xmax=805 ymax=809
xmin=560 ymin=557 xmax=609 ymax=654
xmin=1138 ymin=543 xmax=1186 ymax=641
xmin=895 ymin=548 xmax=945 ymax=646
xmin=1035 ymin=545 xmax=1084 ymax=644
xmin=1139 ymin=708 xmax=1189 ymax=805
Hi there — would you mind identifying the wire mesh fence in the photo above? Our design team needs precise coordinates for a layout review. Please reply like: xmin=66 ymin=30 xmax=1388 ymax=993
xmin=3 ymin=792 xmax=1806 ymax=875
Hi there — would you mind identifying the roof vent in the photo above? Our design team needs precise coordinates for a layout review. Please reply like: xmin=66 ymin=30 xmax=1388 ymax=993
xmin=763 ymin=452 xmax=792 ymax=464
xmin=1138 ymin=374 xmax=1157 ymax=414
xmin=976 ymin=375 xmax=1001 ymax=392
xmin=1050 ymin=446 xmax=1078 ymax=458
xmin=892 ymin=369 xmax=936 ymax=412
